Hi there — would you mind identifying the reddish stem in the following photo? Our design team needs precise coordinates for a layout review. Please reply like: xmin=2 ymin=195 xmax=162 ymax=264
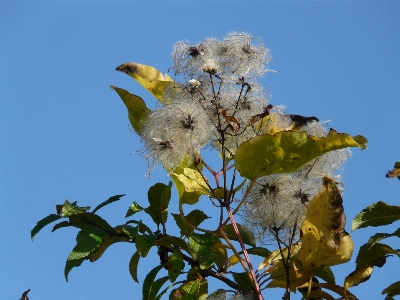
xmin=227 ymin=208 xmax=263 ymax=300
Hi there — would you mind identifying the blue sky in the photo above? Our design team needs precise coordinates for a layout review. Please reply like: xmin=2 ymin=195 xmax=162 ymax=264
xmin=1 ymin=1 xmax=399 ymax=299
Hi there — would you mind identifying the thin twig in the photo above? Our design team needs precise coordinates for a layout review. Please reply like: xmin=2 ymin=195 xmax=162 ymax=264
xmin=222 ymin=179 xmax=256 ymax=226
xmin=225 ymin=208 xmax=263 ymax=300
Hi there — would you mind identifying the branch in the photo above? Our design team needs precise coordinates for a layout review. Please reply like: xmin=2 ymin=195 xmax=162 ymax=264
xmin=180 ymin=252 xmax=247 ymax=294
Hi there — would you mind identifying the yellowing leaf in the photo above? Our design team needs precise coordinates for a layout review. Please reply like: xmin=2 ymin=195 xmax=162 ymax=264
xmin=235 ymin=129 xmax=367 ymax=180
xmin=210 ymin=242 xmax=229 ymax=268
xmin=170 ymin=156 xmax=202 ymax=205
xmin=266 ymin=261 xmax=312 ymax=290
xmin=111 ymin=86 xmax=150 ymax=135
xmin=258 ymin=243 xmax=301 ymax=271
xmin=172 ymin=168 xmax=209 ymax=197
xmin=254 ymin=112 xmax=292 ymax=135
xmin=344 ymin=266 xmax=373 ymax=290
xmin=116 ymin=62 xmax=176 ymax=104
xmin=297 ymin=177 xmax=354 ymax=270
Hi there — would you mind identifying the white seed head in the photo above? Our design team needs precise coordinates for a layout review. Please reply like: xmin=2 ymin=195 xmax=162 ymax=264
xmin=141 ymin=99 xmax=214 ymax=174
xmin=242 ymin=174 xmax=308 ymax=243
xmin=172 ymin=33 xmax=272 ymax=83
xmin=201 ymin=58 xmax=219 ymax=73
xmin=189 ymin=78 xmax=201 ymax=88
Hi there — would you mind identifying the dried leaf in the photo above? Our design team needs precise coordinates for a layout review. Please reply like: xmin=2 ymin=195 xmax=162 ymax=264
xmin=297 ymin=177 xmax=354 ymax=270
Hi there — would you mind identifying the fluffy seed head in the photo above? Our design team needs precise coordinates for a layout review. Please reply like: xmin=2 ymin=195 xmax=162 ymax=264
xmin=172 ymin=32 xmax=272 ymax=83
xmin=141 ymin=99 xmax=214 ymax=174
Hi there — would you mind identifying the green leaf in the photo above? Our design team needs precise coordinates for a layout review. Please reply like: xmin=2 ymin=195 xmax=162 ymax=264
xmin=210 ymin=237 xmax=228 ymax=268
xmin=92 ymin=194 xmax=125 ymax=215
xmin=352 ymin=201 xmax=400 ymax=231
xmin=89 ymin=234 xmax=120 ymax=262
xmin=356 ymin=242 xmax=400 ymax=269
xmin=136 ymin=234 xmax=157 ymax=257
xmin=65 ymin=257 xmax=86 ymax=282
xmin=64 ymin=226 xmax=106 ymax=280
xmin=170 ymin=280 xmax=200 ymax=300
xmin=172 ymin=210 xmax=210 ymax=238
xmin=52 ymin=221 xmax=71 ymax=232
xmin=154 ymin=235 xmax=189 ymax=253
xmin=235 ymin=129 xmax=367 ymax=180
xmin=383 ymin=281 xmax=400 ymax=299
xmin=368 ymin=228 xmax=400 ymax=248
xmin=142 ymin=264 xmax=166 ymax=300
xmin=115 ymin=62 xmax=175 ymax=104
xmin=232 ymin=272 xmax=254 ymax=291
xmin=168 ymin=251 xmax=185 ymax=282
xmin=150 ymin=276 xmax=169 ymax=300
xmin=129 ymin=252 xmax=140 ymax=283
xmin=31 ymin=214 xmax=61 ymax=240
xmin=199 ymin=279 xmax=208 ymax=300
xmin=116 ymin=224 xmax=139 ymax=239
xmin=89 ymin=214 xmax=115 ymax=232
xmin=243 ymin=247 xmax=271 ymax=258
xmin=144 ymin=183 xmax=171 ymax=226
xmin=156 ymin=283 xmax=175 ymax=300
xmin=110 ymin=85 xmax=150 ymax=135
xmin=188 ymin=233 xmax=214 ymax=269
xmin=63 ymin=214 xmax=89 ymax=230
xmin=126 ymin=220 xmax=153 ymax=235
xmin=314 ymin=267 xmax=335 ymax=284
xmin=187 ymin=266 xmax=202 ymax=281
xmin=126 ymin=201 xmax=145 ymax=218
xmin=62 ymin=213 xmax=114 ymax=232
xmin=224 ymin=223 xmax=256 ymax=247
xmin=58 ymin=200 xmax=91 ymax=217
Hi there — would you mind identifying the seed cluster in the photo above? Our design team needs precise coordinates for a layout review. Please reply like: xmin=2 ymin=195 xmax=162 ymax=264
xmin=138 ymin=33 xmax=350 ymax=244
xmin=141 ymin=33 xmax=275 ymax=173
xmin=242 ymin=121 xmax=350 ymax=243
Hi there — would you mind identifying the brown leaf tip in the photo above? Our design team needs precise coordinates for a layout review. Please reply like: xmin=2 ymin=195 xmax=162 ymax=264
xmin=116 ymin=62 xmax=137 ymax=74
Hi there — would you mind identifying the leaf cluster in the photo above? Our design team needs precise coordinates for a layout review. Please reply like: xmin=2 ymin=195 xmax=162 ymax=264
xmin=32 ymin=36 xmax=372 ymax=300
xmin=347 ymin=163 xmax=400 ymax=299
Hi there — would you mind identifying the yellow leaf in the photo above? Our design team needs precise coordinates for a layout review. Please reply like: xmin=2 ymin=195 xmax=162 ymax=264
xmin=116 ymin=62 xmax=177 ymax=104
xmin=172 ymin=167 xmax=210 ymax=205
xmin=258 ymin=243 xmax=301 ymax=271
xmin=297 ymin=177 xmax=354 ymax=270
xmin=344 ymin=266 xmax=373 ymax=290
xmin=254 ymin=112 xmax=293 ymax=135
xmin=266 ymin=260 xmax=312 ymax=290
xmin=175 ymin=168 xmax=209 ymax=194
xmin=110 ymin=86 xmax=150 ymax=135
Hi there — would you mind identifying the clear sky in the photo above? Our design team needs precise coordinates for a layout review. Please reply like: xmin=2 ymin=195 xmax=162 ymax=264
xmin=1 ymin=1 xmax=399 ymax=300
